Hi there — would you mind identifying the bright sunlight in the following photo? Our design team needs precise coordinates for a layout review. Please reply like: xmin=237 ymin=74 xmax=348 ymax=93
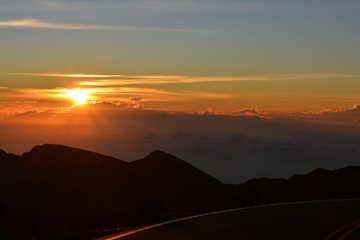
xmin=66 ymin=89 xmax=91 ymax=104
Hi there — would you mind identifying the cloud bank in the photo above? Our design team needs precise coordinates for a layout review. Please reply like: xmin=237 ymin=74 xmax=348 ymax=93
xmin=1 ymin=102 xmax=359 ymax=183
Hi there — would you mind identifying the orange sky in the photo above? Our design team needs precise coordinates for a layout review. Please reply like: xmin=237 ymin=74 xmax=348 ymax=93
xmin=1 ymin=73 xmax=360 ymax=119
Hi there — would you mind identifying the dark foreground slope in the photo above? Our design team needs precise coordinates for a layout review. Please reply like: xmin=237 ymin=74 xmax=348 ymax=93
xmin=0 ymin=144 xmax=359 ymax=240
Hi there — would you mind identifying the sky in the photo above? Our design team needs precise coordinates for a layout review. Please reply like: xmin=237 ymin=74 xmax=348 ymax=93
xmin=1 ymin=0 xmax=360 ymax=182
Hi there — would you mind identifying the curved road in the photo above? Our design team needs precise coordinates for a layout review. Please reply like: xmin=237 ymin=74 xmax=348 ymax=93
xmin=103 ymin=200 xmax=360 ymax=240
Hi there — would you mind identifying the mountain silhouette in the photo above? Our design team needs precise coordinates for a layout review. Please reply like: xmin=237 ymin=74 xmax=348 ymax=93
xmin=1 ymin=144 xmax=360 ymax=239
xmin=225 ymin=166 xmax=360 ymax=209
xmin=1 ymin=144 xmax=224 ymax=217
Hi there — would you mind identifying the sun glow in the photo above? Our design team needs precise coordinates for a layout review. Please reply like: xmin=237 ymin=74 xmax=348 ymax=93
xmin=66 ymin=89 xmax=91 ymax=104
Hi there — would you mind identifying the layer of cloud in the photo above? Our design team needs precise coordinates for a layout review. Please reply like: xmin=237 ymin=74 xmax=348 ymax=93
xmin=1 ymin=102 xmax=359 ymax=183
xmin=274 ymin=104 xmax=360 ymax=126
xmin=321 ymin=104 xmax=360 ymax=115
xmin=0 ymin=19 xmax=215 ymax=33
xmin=2 ymin=81 xmax=360 ymax=126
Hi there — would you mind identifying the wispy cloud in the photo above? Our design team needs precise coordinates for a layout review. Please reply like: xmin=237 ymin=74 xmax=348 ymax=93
xmin=0 ymin=19 xmax=216 ymax=33
xmin=5 ymin=73 xmax=126 ymax=78
xmin=0 ymin=19 xmax=99 ymax=29
xmin=5 ymin=73 xmax=359 ymax=87
xmin=71 ymin=73 xmax=360 ymax=87
xmin=0 ymin=72 xmax=273 ymax=86
xmin=7 ymin=87 xmax=233 ymax=105
xmin=75 ymin=76 xmax=273 ymax=87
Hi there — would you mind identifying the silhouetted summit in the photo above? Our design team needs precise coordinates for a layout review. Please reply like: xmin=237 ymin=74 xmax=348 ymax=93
xmin=143 ymin=149 xmax=171 ymax=159
xmin=130 ymin=149 xmax=225 ymax=210
xmin=131 ymin=149 xmax=223 ymax=187
xmin=308 ymin=167 xmax=331 ymax=176
xmin=23 ymin=144 xmax=128 ymax=167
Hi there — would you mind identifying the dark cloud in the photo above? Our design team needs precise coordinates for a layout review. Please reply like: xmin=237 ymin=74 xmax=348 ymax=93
xmin=282 ymin=104 xmax=360 ymax=125
xmin=321 ymin=104 xmax=360 ymax=115
xmin=130 ymin=97 xmax=143 ymax=102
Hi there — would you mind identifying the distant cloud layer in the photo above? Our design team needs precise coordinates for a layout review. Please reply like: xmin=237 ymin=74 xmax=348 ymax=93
xmin=1 ymin=102 xmax=359 ymax=183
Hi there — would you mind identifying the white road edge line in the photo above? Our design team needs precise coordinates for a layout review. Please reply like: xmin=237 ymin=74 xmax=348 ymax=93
xmin=101 ymin=199 xmax=360 ymax=240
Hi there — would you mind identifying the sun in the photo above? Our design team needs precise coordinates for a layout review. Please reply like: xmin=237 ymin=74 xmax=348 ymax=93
xmin=66 ymin=89 xmax=90 ymax=104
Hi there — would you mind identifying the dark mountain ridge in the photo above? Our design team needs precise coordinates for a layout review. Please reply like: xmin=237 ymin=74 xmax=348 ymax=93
xmin=225 ymin=166 xmax=360 ymax=209
xmin=1 ymin=144 xmax=224 ymax=216
xmin=1 ymin=144 xmax=359 ymax=239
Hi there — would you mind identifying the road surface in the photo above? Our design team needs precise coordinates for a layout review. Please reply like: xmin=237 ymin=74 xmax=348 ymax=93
xmin=103 ymin=200 xmax=360 ymax=240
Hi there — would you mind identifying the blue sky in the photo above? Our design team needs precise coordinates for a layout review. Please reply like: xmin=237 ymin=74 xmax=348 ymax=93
xmin=1 ymin=0 xmax=360 ymax=75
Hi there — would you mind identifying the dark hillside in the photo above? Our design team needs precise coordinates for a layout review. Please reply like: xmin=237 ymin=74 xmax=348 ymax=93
xmin=129 ymin=150 xmax=225 ymax=211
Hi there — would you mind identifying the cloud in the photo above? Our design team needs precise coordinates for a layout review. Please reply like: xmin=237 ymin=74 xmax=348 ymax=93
xmin=5 ymin=73 xmax=126 ymax=78
xmin=32 ymin=73 xmax=360 ymax=93
xmin=226 ymin=106 xmax=265 ymax=117
xmin=318 ymin=104 xmax=360 ymax=124
xmin=0 ymin=86 xmax=234 ymax=116
xmin=130 ymin=97 xmax=143 ymax=102
xmin=321 ymin=104 xmax=360 ymax=114
xmin=199 ymin=106 xmax=270 ymax=119
xmin=268 ymin=104 xmax=360 ymax=126
xmin=1 ymin=102 xmax=360 ymax=183
xmin=0 ymin=19 xmax=216 ymax=33
xmin=4 ymin=73 xmax=360 ymax=87
xmin=0 ymin=19 xmax=100 ymax=29
xmin=2 ymin=73 xmax=271 ymax=84
xmin=89 ymin=100 xmax=144 ymax=109
xmin=75 ymin=76 xmax=272 ymax=86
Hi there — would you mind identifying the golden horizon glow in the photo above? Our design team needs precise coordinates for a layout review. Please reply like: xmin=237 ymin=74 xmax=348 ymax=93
xmin=1 ymin=72 xmax=360 ymax=116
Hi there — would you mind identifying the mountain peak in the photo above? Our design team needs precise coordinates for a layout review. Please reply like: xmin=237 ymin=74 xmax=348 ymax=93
xmin=307 ymin=168 xmax=331 ymax=177
xmin=151 ymin=149 xmax=164 ymax=154
xmin=0 ymin=149 xmax=7 ymax=155
xmin=147 ymin=149 xmax=170 ymax=157
xmin=27 ymin=144 xmax=66 ymax=153
xmin=138 ymin=149 xmax=184 ymax=165
xmin=22 ymin=144 xmax=128 ymax=167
